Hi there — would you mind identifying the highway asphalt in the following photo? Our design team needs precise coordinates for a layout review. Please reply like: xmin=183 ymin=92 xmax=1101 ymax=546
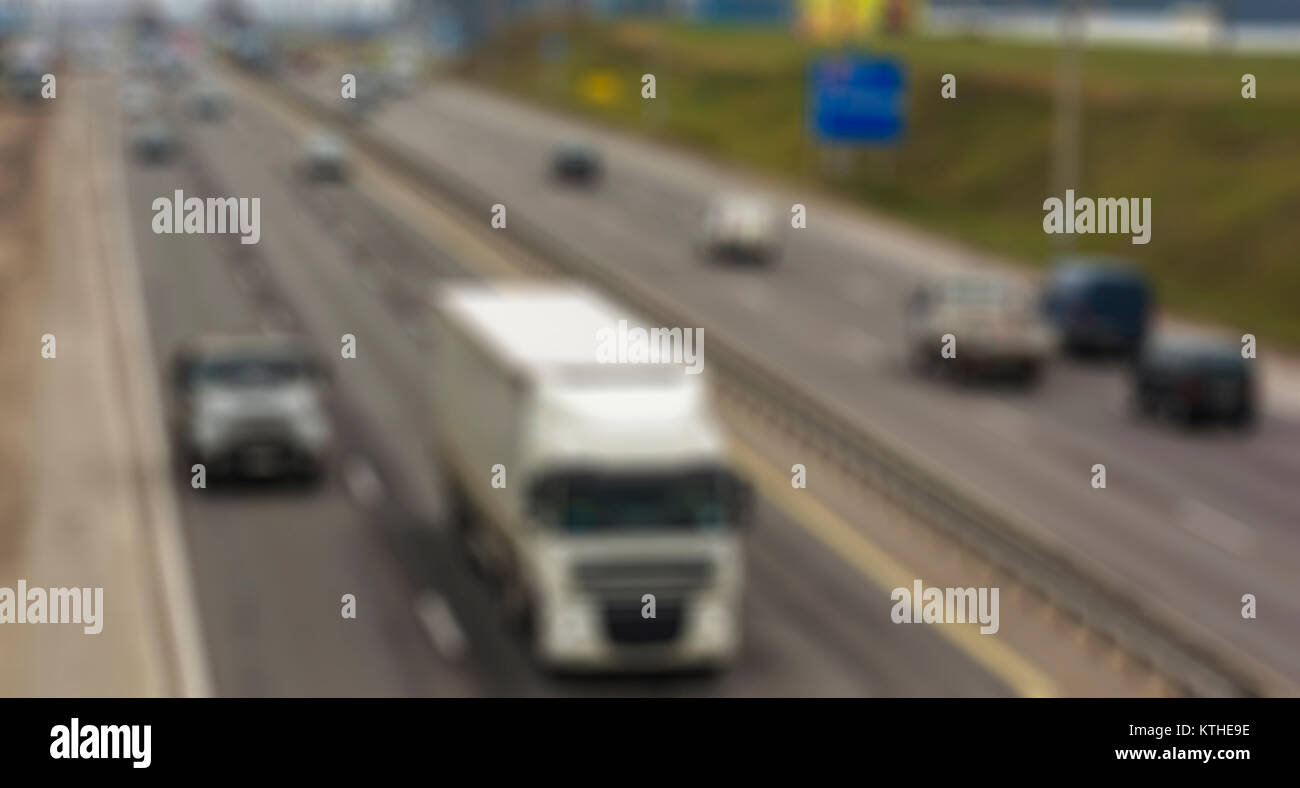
xmin=278 ymin=69 xmax=1300 ymax=687
xmin=111 ymin=72 xmax=1013 ymax=696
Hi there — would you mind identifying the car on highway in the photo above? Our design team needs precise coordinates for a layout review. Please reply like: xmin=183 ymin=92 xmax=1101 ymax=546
xmin=129 ymin=118 xmax=179 ymax=164
xmin=699 ymin=193 xmax=783 ymax=263
xmin=1042 ymin=260 xmax=1152 ymax=356
xmin=169 ymin=335 xmax=333 ymax=483
xmin=1132 ymin=335 xmax=1256 ymax=428
xmin=382 ymin=46 xmax=422 ymax=98
xmin=432 ymin=283 xmax=752 ymax=673
xmin=550 ymin=143 xmax=602 ymax=186
xmin=300 ymin=129 xmax=348 ymax=181
xmin=4 ymin=38 xmax=52 ymax=102
xmin=187 ymin=79 xmax=229 ymax=121
xmin=232 ymin=28 xmax=281 ymax=74
xmin=906 ymin=275 xmax=1053 ymax=383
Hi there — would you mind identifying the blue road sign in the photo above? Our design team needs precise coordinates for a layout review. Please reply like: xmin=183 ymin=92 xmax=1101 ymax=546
xmin=809 ymin=56 xmax=906 ymax=145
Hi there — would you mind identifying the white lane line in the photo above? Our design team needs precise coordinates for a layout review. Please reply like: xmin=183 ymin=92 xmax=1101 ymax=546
xmin=734 ymin=280 xmax=772 ymax=312
xmin=414 ymin=592 xmax=468 ymax=662
xmin=837 ymin=327 xmax=885 ymax=364
xmin=359 ymin=269 xmax=382 ymax=293
xmin=342 ymin=454 xmax=386 ymax=509
xmin=95 ymin=77 xmax=215 ymax=697
xmin=1178 ymin=499 xmax=1257 ymax=558
xmin=974 ymin=401 xmax=1034 ymax=446
xmin=258 ymin=305 xmax=295 ymax=333
xmin=845 ymin=272 xmax=880 ymax=307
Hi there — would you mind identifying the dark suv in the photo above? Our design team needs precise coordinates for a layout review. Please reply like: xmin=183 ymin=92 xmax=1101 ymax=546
xmin=1133 ymin=336 xmax=1256 ymax=428
xmin=1042 ymin=261 xmax=1151 ymax=355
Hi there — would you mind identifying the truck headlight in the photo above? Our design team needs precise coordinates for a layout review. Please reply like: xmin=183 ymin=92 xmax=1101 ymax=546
xmin=556 ymin=606 xmax=594 ymax=648
xmin=697 ymin=601 xmax=733 ymax=643
xmin=295 ymin=411 xmax=331 ymax=446
xmin=194 ymin=419 xmax=224 ymax=451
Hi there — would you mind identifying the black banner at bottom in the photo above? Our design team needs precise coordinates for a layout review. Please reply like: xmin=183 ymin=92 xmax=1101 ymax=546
xmin=0 ymin=698 xmax=1284 ymax=776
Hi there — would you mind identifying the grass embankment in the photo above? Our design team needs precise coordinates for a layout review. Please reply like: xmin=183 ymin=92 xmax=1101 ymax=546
xmin=457 ymin=23 xmax=1300 ymax=346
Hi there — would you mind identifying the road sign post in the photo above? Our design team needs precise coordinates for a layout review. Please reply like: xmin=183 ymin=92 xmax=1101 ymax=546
xmin=807 ymin=54 xmax=906 ymax=181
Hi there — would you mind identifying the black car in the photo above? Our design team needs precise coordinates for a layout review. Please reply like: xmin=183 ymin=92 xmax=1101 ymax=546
xmin=130 ymin=120 xmax=179 ymax=164
xmin=551 ymin=144 xmax=602 ymax=185
xmin=1042 ymin=260 xmax=1151 ymax=355
xmin=1133 ymin=337 xmax=1255 ymax=427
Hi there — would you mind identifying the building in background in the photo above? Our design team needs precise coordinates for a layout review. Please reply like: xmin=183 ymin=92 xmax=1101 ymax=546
xmin=925 ymin=0 xmax=1300 ymax=51
xmin=798 ymin=0 xmax=919 ymax=38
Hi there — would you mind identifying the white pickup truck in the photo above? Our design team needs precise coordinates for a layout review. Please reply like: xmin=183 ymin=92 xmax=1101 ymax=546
xmin=431 ymin=283 xmax=751 ymax=672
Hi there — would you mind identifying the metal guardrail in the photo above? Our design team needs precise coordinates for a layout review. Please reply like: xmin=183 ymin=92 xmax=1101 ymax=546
xmin=247 ymin=66 xmax=1291 ymax=698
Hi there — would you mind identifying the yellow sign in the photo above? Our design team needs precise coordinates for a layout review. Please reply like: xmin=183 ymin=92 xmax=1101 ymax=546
xmin=799 ymin=0 xmax=915 ymax=39
xmin=577 ymin=69 xmax=622 ymax=107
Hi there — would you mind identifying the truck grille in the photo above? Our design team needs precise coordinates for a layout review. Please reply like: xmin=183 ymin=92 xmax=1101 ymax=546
xmin=573 ymin=560 xmax=714 ymax=594
xmin=603 ymin=598 xmax=683 ymax=644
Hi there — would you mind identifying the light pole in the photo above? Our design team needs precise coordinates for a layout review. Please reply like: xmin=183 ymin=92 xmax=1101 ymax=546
xmin=1052 ymin=0 xmax=1085 ymax=252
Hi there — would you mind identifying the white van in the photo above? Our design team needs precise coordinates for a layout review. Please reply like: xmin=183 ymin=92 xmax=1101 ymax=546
xmin=431 ymin=283 xmax=751 ymax=671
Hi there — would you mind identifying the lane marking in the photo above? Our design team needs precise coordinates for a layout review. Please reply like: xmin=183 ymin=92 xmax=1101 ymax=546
xmin=224 ymin=68 xmax=526 ymax=282
xmin=727 ymin=437 xmax=1059 ymax=698
xmin=415 ymin=592 xmax=468 ymax=662
xmin=973 ymin=400 xmax=1034 ymax=447
xmin=92 ymin=75 xmax=216 ymax=697
xmin=845 ymin=272 xmax=880 ymax=307
xmin=837 ymin=327 xmax=885 ymax=364
xmin=242 ymin=67 xmax=1056 ymax=696
xmin=403 ymin=319 xmax=426 ymax=341
xmin=342 ymin=454 xmax=386 ymax=509
xmin=734 ymin=279 xmax=773 ymax=313
xmin=1178 ymin=499 xmax=1257 ymax=558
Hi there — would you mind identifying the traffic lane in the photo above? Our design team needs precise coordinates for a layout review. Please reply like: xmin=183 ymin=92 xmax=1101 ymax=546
xmin=182 ymin=96 xmax=552 ymax=695
xmin=737 ymin=499 xmax=1012 ymax=697
xmin=196 ymin=74 xmax=1013 ymax=695
xmin=120 ymin=114 xmax=484 ymax=696
xmin=346 ymin=77 xmax=1300 ymax=679
xmin=374 ymin=76 xmax=1300 ymax=545
xmin=370 ymin=73 xmax=1300 ymax=520
xmin=199 ymin=80 xmax=1014 ymax=696
xmin=364 ymin=87 xmax=1290 ymax=551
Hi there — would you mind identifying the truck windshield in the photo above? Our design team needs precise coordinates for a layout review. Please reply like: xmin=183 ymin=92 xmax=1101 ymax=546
xmin=533 ymin=468 xmax=742 ymax=533
xmin=195 ymin=356 xmax=312 ymax=387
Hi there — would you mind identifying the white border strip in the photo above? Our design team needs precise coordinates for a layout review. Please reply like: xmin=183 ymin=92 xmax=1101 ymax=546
xmin=89 ymin=78 xmax=215 ymax=697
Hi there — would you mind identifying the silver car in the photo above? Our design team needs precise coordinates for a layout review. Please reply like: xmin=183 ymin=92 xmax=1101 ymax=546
xmin=188 ymin=79 xmax=229 ymax=121
xmin=170 ymin=336 xmax=333 ymax=482
xmin=129 ymin=118 xmax=179 ymax=164
xmin=700 ymin=193 xmax=783 ymax=263
xmin=301 ymin=129 xmax=348 ymax=181
xmin=905 ymin=275 xmax=1054 ymax=383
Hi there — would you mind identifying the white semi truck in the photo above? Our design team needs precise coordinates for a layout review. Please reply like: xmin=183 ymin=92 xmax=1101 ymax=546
xmin=431 ymin=283 xmax=751 ymax=671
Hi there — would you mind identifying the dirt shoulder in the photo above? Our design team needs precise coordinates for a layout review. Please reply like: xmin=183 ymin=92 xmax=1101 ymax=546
xmin=0 ymin=104 xmax=48 ymax=570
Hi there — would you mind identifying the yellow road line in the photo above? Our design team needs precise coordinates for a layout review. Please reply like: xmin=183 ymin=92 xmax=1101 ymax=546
xmin=729 ymin=437 xmax=1059 ymax=698
xmin=234 ymin=66 xmax=1058 ymax=697
xmin=224 ymin=68 xmax=526 ymax=281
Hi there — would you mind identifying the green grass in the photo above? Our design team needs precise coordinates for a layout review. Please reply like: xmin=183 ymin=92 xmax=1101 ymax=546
xmin=456 ymin=22 xmax=1300 ymax=345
